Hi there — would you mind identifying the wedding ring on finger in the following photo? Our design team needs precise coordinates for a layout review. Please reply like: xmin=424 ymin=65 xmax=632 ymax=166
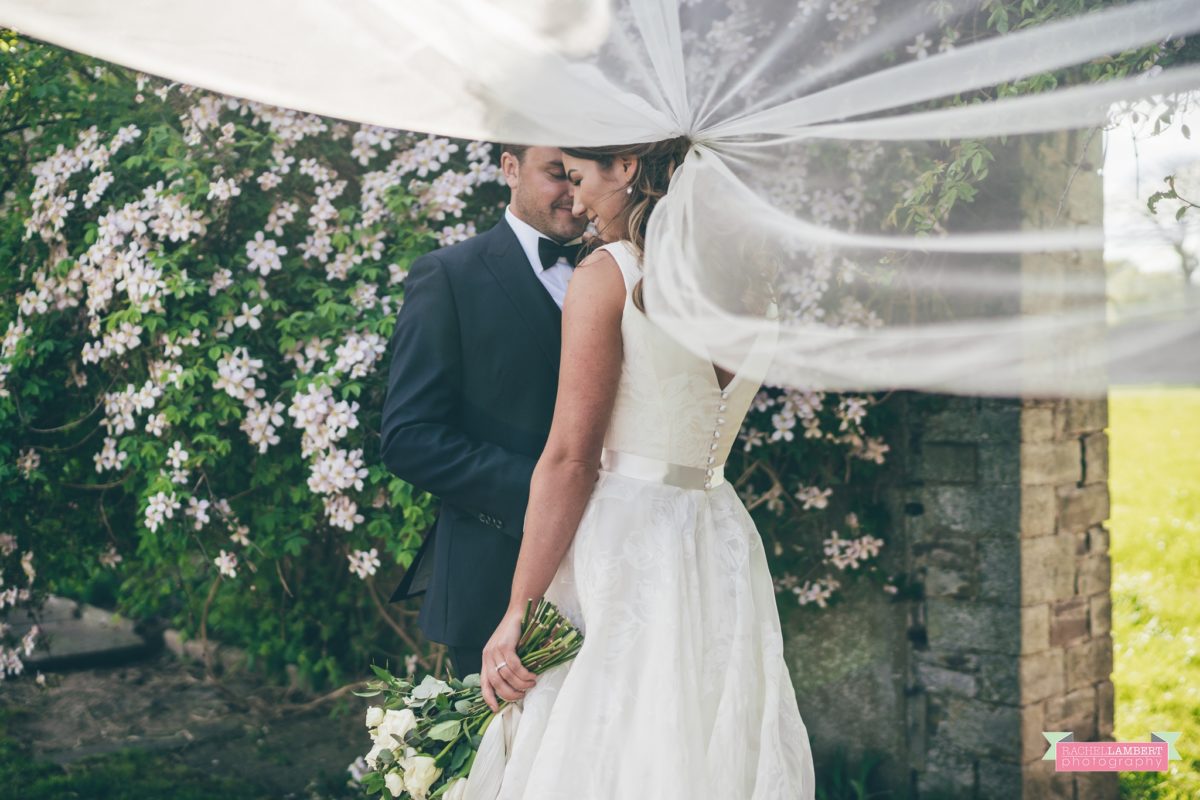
xmin=495 ymin=661 xmax=508 ymax=672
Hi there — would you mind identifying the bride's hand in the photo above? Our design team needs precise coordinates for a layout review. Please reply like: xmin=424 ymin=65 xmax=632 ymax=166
xmin=480 ymin=605 xmax=537 ymax=713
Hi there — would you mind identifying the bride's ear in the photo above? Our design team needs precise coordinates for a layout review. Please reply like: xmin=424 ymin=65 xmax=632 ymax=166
xmin=620 ymin=155 xmax=638 ymax=185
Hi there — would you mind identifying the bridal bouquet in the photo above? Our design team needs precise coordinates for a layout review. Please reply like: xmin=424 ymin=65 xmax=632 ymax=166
xmin=355 ymin=599 xmax=583 ymax=799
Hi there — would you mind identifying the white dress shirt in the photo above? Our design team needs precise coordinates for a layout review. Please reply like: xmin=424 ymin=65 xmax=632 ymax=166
xmin=505 ymin=206 xmax=578 ymax=310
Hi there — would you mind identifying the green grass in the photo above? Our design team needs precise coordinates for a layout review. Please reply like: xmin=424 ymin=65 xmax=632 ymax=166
xmin=1110 ymin=387 xmax=1200 ymax=799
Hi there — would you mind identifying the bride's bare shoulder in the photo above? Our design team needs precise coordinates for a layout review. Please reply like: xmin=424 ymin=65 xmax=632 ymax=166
xmin=576 ymin=246 xmax=619 ymax=271
xmin=564 ymin=248 xmax=625 ymax=313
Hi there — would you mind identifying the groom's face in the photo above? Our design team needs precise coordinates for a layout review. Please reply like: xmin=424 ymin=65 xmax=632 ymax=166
xmin=503 ymin=146 xmax=588 ymax=243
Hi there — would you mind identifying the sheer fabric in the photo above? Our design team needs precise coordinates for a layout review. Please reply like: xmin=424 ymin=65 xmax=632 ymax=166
xmin=2 ymin=0 xmax=1199 ymax=394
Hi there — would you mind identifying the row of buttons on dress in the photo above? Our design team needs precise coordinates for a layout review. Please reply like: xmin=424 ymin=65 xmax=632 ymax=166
xmin=704 ymin=388 xmax=730 ymax=489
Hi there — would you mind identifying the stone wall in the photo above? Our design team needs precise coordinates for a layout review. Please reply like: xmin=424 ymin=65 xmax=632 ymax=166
xmin=782 ymin=130 xmax=1115 ymax=799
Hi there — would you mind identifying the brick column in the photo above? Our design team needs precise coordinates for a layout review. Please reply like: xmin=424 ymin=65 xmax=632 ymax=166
xmin=1019 ymin=398 xmax=1115 ymax=800
xmin=1015 ymin=128 xmax=1116 ymax=800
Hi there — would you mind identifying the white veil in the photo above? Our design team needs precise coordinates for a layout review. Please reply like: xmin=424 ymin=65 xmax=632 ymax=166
xmin=2 ymin=0 xmax=1198 ymax=395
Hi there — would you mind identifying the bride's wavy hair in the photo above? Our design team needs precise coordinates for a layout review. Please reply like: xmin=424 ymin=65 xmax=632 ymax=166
xmin=561 ymin=136 xmax=691 ymax=311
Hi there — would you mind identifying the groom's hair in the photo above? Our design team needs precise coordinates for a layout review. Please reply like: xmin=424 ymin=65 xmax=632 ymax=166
xmin=498 ymin=143 xmax=529 ymax=163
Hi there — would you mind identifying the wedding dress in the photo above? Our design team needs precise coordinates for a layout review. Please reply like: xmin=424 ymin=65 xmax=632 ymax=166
xmin=465 ymin=240 xmax=814 ymax=800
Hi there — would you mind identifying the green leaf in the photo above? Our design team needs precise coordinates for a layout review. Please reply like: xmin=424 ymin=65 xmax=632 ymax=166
xmin=449 ymin=742 xmax=471 ymax=772
xmin=370 ymin=664 xmax=398 ymax=682
xmin=427 ymin=719 xmax=462 ymax=742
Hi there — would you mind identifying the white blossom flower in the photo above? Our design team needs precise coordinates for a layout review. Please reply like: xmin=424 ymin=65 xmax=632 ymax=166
xmin=795 ymin=485 xmax=832 ymax=511
xmin=265 ymin=200 xmax=300 ymax=236
xmin=300 ymin=232 xmax=333 ymax=263
xmin=387 ymin=263 xmax=408 ymax=285
xmin=145 ymin=412 xmax=168 ymax=437
xmin=16 ymin=449 xmax=40 ymax=478
xmin=256 ymin=171 xmax=283 ymax=191
xmin=307 ymin=448 xmax=369 ymax=495
xmin=331 ymin=332 xmax=386 ymax=379
xmin=852 ymin=436 xmax=890 ymax=465
xmin=209 ymin=267 xmax=234 ymax=296
xmin=795 ymin=577 xmax=840 ymax=608
xmin=206 ymin=177 xmax=241 ymax=201
xmin=94 ymin=436 xmax=128 ymax=473
xmin=99 ymin=546 xmax=123 ymax=568
xmin=166 ymin=440 xmax=189 ymax=469
xmin=347 ymin=547 xmax=380 ymax=578
xmin=214 ymin=549 xmax=238 ymax=579
xmin=82 ymin=171 xmax=114 ymax=209
xmin=282 ymin=336 xmax=331 ymax=375
xmin=245 ymin=231 xmax=287 ymax=276
xmin=144 ymin=490 xmax=181 ymax=532
xmin=349 ymin=282 xmax=379 ymax=310
xmin=436 ymin=221 xmax=476 ymax=246
xmin=186 ymin=496 xmax=211 ymax=530
xmin=233 ymin=302 xmax=263 ymax=330
xmin=839 ymin=396 xmax=869 ymax=429
xmin=326 ymin=495 xmax=365 ymax=531
xmin=906 ymin=33 xmax=932 ymax=60
xmin=240 ymin=400 xmax=285 ymax=453
xmin=213 ymin=347 xmax=266 ymax=404
xmin=229 ymin=524 xmax=251 ymax=547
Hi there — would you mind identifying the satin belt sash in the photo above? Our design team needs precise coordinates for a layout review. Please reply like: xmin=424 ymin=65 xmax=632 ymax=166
xmin=599 ymin=448 xmax=724 ymax=491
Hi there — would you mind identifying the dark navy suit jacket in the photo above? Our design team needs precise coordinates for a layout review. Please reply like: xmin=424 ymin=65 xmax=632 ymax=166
xmin=380 ymin=219 xmax=560 ymax=648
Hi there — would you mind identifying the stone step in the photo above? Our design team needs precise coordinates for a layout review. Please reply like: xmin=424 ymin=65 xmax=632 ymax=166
xmin=7 ymin=595 xmax=153 ymax=671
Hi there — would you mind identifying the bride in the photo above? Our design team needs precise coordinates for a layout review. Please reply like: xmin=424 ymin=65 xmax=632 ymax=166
xmin=473 ymin=137 xmax=815 ymax=799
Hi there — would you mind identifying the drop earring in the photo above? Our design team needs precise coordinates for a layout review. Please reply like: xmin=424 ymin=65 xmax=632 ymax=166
xmin=626 ymin=186 xmax=633 ymax=195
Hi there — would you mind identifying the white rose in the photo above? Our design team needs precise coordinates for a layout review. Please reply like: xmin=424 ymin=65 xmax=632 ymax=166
xmin=365 ymin=705 xmax=385 ymax=728
xmin=443 ymin=777 xmax=468 ymax=800
xmin=365 ymin=743 xmax=385 ymax=769
xmin=384 ymin=770 xmax=404 ymax=797
xmin=374 ymin=708 xmax=417 ymax=748
xmin=402 ymin=755 xmax=442 ymax=800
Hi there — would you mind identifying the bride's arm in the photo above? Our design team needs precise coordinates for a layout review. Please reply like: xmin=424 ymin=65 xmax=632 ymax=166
xmin=480 ymin=250 xmax=626 ymax=710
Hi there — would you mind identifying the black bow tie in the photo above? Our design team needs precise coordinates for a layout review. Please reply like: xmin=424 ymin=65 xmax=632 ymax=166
xmin=538 ymin=237 xmax=582 ymax=269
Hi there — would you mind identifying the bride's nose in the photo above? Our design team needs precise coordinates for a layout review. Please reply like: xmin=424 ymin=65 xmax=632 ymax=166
xmin=571 ymin=195 xmax=586 ymax=218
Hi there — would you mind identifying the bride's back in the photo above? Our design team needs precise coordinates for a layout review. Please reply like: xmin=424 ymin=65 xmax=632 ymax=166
xmin=598 ymin=241 xmax=771 ymax=489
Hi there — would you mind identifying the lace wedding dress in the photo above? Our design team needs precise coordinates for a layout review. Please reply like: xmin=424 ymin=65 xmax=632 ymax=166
xmin=466 ymin=241 xmax=815 ymax=800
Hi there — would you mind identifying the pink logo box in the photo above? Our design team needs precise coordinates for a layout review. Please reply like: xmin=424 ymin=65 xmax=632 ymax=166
xmin=1042 ymin=731 xmax=1181 ymax=772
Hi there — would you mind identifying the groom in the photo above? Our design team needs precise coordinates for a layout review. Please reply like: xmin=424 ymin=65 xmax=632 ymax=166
xmin=380 ymin=145 xmax=587 ymax=677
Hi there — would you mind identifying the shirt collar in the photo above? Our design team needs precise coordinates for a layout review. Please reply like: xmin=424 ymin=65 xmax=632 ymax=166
xmin=505 ymin=206 xmax=580 ymax=272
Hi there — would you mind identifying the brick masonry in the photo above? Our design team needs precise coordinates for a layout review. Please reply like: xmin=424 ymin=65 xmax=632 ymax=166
xmin=888 ymin=391 xmax=1115 ymax=800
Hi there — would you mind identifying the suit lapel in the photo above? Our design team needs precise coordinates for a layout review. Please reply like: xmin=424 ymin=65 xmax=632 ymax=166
xmin=481 ymin=220 xmax=563 ymax=375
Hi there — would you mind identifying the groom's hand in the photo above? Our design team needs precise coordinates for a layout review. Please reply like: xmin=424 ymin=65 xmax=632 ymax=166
xmin=480 ymin=606 xmax=538 ymax=712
